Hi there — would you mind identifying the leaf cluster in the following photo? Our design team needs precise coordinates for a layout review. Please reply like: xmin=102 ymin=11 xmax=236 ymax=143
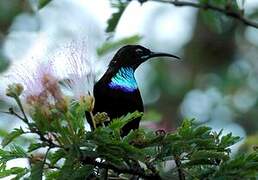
xmin=1 ymin=96 xmax=258 ymax=180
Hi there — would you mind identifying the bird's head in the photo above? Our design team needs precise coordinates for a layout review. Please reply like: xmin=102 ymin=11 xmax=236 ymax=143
xmin=108 ymin=45 xmax=180 ymax=70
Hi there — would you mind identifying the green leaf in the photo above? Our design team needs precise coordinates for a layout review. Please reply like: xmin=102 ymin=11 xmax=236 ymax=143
xmin=28 ymin=143 xmax=46 ymax=153
xmin=201 ymin=10 xmax=223 ymax=33
xmin=97 ymin=35 xmax=142 ymax=56
xmin=178 ymin=119 xmax=194 ymax=138
xmin=108 ymin=111 xmax=143 ymax=131
xmin=0 ymin=55 xmax=9 ymax=73
xmin=48 ymin=149 xmax=65 ymax=166
xmin=214 ymin=151 xmax=258 ymax=178
xmin=219 ymin=133 xmax=241 ymax=149
xmin=10 ymin=168 xmax=29 ymax=180
xmin=0 ymin=145 xmax=27 ymax=165
xmin=58 ymin=151 xmax=79 ymax=180
xmin=73 ymin=165 xmax=94 ymax=179
xmin=10 ymin=145 xmax=27 ymax=158
xmin=106 ymin=1 xmax=128 ymax=32
xmin=193 ymin=126 xmax=212 ymax=136
xmin=30 ymin=161 xmax=44 ymax=180
xmin=1 ymin=128 xmax=24 ymax=147
xmin=45 ymin=170 xmax=60 ymax=180
xmin=38 ymin=0 xmax=52 ymax=9
xmin=0 ymin=128 xmax=8 ymax=137
xmin=142 ymin=109 xmax=162 ymax=122
xmin=0 ymin=167 xmax=25 ymax=178
xmin=190 ymin=150 xmax=229 ymax=162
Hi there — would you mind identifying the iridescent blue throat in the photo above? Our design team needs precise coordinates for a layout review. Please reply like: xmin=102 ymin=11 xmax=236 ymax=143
xmin=108 ymin=67 xmax=138 ymax=92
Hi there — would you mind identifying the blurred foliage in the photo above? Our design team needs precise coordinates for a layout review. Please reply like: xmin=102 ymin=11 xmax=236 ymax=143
xmin=106 ymin=0 xmax=129 ymax=33
xmin=239 ymin=134 xmax=258 ymax=153
xmin=0 ymin=129 xmax=8 ymax=137
xmin=199 ymin=0 xmax=239 ymax=9
xmin=0 ymin=84 xmax=258 ymax=179
xmin=0 ymin=0 xmax=32 ymax=74
xmin=0 ymin=0 xmax=52 ymax=74
xmin=0 ymin=0 xmax=32 ymax=34
xmin=38 ymin=0 xmax=52 ymax=9
xmin=0 ymin=54 xmax=9 ymax=73
xmin=97 ymin=34 xmax=141 ymax=55
xmin=142 ymin=109 xmax=162 ymax=122
xmin=1 ymin=0 xmax=258 ymax=179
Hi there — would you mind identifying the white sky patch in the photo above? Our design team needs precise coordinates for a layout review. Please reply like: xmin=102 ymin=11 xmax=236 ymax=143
xmin=3 ymin=0 xmax=107 ymax=62
xmin=240 ymin=0 xmax=258 ymax=14
xmin=78 ymin=0 xmax=112 ymax=27
xmin=3 ymin=32 xmax=41 ymax=62
xmin=114 ymin=1 xmax=144 ymax=38
xmin=114 ymin=1 xmax=197 ymax=51
xmin=245 ymin=27 xmax=258 ymax=46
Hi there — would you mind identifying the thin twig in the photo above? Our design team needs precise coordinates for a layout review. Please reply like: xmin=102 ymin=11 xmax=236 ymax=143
xmin=174 ymin=155 xmax=185 ymax=180
xmin=81 ymin=157 xmax=161 ymax=179
xmin=14 ymin=97 xmax=29 ymax=123
xmin=0 ymin=108 xmax=26 ymax=121
xmin=149 ymin=0 xmax=258 ymax=29
xmin=32 ymin=128 xmax=61 ymax=148
xmin=146 ymin=162 xmax=158 ymax=175
xmin=0 ymin=110 xmax=11 ymax=114
xmin=40 ymin=147 xmax=55 ymax=171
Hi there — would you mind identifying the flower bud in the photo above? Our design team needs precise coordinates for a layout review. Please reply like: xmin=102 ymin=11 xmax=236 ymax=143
xmin=94 ymin=112 xmax=110 ymax=125
xmin=55 ymin=98 xmax=68 ymax=113
xmin=6 ymin=83 xmax=24 ymax=98
xmin=80 ymin=95 xmax=95 ymax=112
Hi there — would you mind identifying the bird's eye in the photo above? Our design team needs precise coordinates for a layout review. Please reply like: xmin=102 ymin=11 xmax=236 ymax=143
xmin=135 ymin=49 xmax=144 ymax=55
xmin=110 ymin=60 xmax=117 ymax=67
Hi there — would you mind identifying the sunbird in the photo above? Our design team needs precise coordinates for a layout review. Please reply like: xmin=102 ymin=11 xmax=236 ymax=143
xmin=87 ymin=45 xmax=180 ymax=136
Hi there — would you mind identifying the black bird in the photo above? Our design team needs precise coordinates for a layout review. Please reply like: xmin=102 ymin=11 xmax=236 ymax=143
xmin=88 ymin=45 xmax=180 ymax=136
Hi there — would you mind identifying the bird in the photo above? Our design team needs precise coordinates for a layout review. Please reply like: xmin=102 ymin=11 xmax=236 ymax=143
xmin=87 ymin=45 xmax=180 ymax=136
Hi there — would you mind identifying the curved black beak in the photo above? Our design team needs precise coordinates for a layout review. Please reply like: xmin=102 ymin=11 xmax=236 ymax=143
xmin=142 ymin=52 xmax=180 ymax=61
xmin=149 ymin=52 xmax=180 ymax=59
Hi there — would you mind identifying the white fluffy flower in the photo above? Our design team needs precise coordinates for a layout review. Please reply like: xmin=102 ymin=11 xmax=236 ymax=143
xmin=53 ymin=39 xmax=96 ymax=100
xmin=6 ymin=38 xmax=97 ymax=107
xmin=8 ymin=60 xmax=56 ymax=104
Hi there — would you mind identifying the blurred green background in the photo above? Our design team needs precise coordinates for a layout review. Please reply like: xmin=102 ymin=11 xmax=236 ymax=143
xmin=0 ymin=0 xmax=258 ymax=153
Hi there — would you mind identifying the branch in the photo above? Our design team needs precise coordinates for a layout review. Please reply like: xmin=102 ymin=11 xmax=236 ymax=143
xmin=4 ymin=108 xmax=60 ymax=148
xmin=14 ymin=96 xmax=29 ymax=123
xmin=174 ymin=155 xmax=185 ymax=180
xmin=31 ymin=128 xmax=61 ymax=148
xmin=0 ymin=108 xmax=25 ymax=121
xmin=81 ymin=157 xmax=161 ymax=179
xmin=148 ymin=0 xmax=258 ymax=29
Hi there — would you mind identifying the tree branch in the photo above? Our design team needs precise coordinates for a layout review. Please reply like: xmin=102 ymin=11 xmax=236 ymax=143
xmin=174 ymin=155 xmax=185 ymax=180
xmin=81 ymin=157 xmax=161 ymax=179
xmin=14 ymin=96 xmax=29 ymax=123
xmin=148 ymin=0 xmax=258 ymax=29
